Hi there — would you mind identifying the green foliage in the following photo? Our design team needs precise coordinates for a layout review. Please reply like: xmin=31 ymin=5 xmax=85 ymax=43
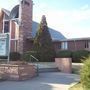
xmin=56 ymin=50 xmax=90 ymax=63
xmin=22 ymin=51 xmax=38 ymax=62
xmin=10 ymin=52 xmax=21 ymax=61
xmin=56 ymin=50 xmax=72 ymax=58
xmin=80 ymin=56 xmax=90 ymax=89
xmin=33 ymin=15 xmax=55 ymax=62
xmin=72 ymin=50 xmax=90 ymax=63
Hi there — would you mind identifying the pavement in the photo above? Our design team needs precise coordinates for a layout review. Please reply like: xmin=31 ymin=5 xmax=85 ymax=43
xmin=0 ymin=72 xmax=80 ymax=90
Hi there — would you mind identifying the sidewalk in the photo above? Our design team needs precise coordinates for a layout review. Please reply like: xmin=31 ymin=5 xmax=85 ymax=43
xmin=0 ymin=72 xmax=80 ymax=90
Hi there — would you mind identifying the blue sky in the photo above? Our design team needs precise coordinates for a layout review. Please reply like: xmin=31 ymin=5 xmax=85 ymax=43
xmin=0 ymin=0 xmax=90 ymax=38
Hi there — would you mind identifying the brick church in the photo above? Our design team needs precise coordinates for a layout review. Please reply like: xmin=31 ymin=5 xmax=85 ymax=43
xmin=0 ymin=0 xmax=90 ymax=54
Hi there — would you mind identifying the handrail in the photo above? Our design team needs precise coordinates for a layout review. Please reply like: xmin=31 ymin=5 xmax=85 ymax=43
xmin=30 ymin=55 xmax=39 ymax=62
xmin=30 ymin=55 xmax=39 ymax=76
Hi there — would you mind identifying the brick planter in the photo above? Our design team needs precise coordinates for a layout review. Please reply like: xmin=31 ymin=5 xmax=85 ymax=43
xmin=55 ymin=58 xmax=72 ymax=73
xmin=0 ymin=63 xmax=37 ymax=80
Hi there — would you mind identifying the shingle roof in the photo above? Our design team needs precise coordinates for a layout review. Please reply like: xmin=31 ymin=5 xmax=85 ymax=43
xmin=32 ymin=21 xmax=66 ymax=41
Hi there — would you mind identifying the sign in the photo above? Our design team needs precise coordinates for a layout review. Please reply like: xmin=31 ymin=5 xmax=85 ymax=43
xmin=0 ymin=34 xmax=9 ymax=56
xmin=0 ymin=39 xmax=6 ymax=56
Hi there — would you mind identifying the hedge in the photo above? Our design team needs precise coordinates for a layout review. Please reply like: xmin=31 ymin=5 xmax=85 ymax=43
xmin=56 ymin=50 xmax=72 ymax=58
xmin=56 ymin=50 xmax=90 ymax=63
xmin=72 ymin=50 xmax=90 ymax=63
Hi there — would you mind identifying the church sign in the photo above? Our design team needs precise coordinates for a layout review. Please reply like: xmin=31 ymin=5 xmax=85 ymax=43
xmin=0 ymin=34 xmax=9 ymax=56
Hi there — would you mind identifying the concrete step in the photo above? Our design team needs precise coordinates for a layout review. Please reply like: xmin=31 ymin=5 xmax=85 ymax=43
xmin=38 ymin=68 xmax=59 ymax=73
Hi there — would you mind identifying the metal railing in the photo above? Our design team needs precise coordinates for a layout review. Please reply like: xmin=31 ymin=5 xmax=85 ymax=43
xmin=30 ymin=55 xmax=39 ymax=76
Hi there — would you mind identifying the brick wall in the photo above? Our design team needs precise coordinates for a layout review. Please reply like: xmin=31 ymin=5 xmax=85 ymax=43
xmin=11 ymin=21 xmax=16 ymax=39
xmin=68 ymin=40 xmax=87 ymax=51
xmin=18 ymin=0 xmax=33 ymax=53
xmin=0 ymin=64 xmax=37 ymax=80
xmin=0 ymin=10 xmax=4 ymax=33
xmin=53 ymin=41 xmax=61 ymax=52
xmin=53 ymin=40 xmax=90 ymax=52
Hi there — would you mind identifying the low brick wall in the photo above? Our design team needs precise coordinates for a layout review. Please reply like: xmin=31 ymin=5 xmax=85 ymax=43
xmin=55 ymin=58 xmax=72 ymax=73
xmin=0 ymin=63 xmax=37 ymax=80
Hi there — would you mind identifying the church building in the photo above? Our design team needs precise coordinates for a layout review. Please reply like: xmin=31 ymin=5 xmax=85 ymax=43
xmin=0 ymin=0 xmax=90 ymax=54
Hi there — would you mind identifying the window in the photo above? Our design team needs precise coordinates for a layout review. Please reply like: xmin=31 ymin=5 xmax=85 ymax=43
xmin=15 ymin=10 xmax=19 ymax=18
xmin=57 ymin=44 xmax=61 ymax=49
xmin=61 ymin=41 xmax=68 ymax=50
xmin=85 ymin=41 xmax=90 ymax=49
xmin=89 ymin=41 xmax=90 ymax=49
xmin=4 ymin=21 xmax=9 ymax=33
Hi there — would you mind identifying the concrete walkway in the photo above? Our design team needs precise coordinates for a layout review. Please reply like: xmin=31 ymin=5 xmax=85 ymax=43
xmin=0 ymin=72 xmax=80 ymax=90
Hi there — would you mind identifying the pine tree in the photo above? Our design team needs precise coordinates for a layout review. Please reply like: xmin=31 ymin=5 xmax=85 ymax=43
xmin=34 ymin=15 xmax=55 ymax=62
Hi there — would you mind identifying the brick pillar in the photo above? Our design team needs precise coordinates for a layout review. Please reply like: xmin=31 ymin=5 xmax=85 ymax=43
xmin=0 ymin=9 xmax=4 ymax=33
xmin=18 ymin=0 xmax=33 ymax=54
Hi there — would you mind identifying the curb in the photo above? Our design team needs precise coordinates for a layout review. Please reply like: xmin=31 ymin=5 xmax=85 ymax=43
xmin=69 ymin=82 xmax=79 ymax=88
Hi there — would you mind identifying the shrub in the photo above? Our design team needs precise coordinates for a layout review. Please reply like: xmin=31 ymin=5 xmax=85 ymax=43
xmin=33 ymin=15 xmax=56 ymax=62
xmin=22 ymin=51 xmax=38 ymax=62
xmin=72 ymin=50 xmax=90 ymax=63
xmin=80 ymin=56 xmax=90 ymax=89
xmin=56 ymin=50 xmax=72 ymax=58
xmin=10 ymin=52 xmax=21 ymax=61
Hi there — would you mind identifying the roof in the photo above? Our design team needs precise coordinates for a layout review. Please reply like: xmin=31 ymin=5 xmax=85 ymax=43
xmin=54 ymin=37 xmax=90 ymax=42
xmin=2 ymin=5 xmax=90 ymax=42
xmin=67 ymin=37 xmax=90 ymax=41
xmin=2 ymin=8 xmax=10 ymax=16
xmin=32 ymin=21 xmax=66 ymax=41
xmin=10 ymin=5 xmax=19 ymax=19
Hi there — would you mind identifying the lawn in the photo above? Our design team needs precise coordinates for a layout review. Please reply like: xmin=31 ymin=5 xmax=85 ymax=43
xmin=69 ymin=83 xmax=83 ymax=90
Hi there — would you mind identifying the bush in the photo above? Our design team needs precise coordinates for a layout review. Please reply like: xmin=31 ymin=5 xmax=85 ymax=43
xmin=10 ymin=52 xmax=21 ymax=61
xmin=33 ymin=15 xmax=56 ymax=62
xmin=80 ymin=56 xmax=90 ymax=89
xmin=0 ymin=56 xmax=7 ymax=59
xmin=22 ymin=51 xmax=38 ymax=62
xmin=72 ymin=50 xmax=90 ymax=63
xmin=56 ymin=50 xmax=72 ymax=58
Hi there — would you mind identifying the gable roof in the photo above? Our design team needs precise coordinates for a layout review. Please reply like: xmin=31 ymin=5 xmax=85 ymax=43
xmin=2 ymin=8 xmax=10 ymax=16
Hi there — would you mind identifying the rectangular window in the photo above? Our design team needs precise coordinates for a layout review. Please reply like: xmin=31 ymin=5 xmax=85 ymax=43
xmin=61 ymin=41 xmax=68 ymax=50
xmin=4 ymin=21 xmax=9 ymax=33
xmin=89 ymin=41 xmax=90 ymax=49
xmin=85 ymin=41 xmax=90 ymax=49
xmin=58 ymin=44 xmax=61 ymax=49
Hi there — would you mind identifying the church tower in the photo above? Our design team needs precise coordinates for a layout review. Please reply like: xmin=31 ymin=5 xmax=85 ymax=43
xmin=18 ymin=0 xmax=33 ymax=53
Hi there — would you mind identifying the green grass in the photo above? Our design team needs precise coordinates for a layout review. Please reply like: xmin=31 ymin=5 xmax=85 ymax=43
xmin=69 ymin=83 xmax=83 ymax=90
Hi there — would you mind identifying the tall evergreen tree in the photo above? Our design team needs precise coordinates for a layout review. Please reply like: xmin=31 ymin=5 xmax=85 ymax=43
xmin=34 ymin=15 xmax=55 ymax=62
